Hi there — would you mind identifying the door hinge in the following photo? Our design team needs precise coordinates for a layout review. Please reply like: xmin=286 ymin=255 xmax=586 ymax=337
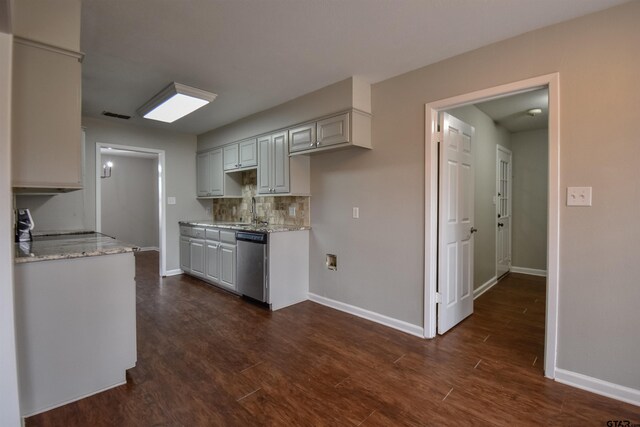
xmin=435 ymin=292 xmax=442 ymax=304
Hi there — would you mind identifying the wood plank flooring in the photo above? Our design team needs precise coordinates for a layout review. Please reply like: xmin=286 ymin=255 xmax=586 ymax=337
xmin=27 ymin=252 xmax=640 ymax=426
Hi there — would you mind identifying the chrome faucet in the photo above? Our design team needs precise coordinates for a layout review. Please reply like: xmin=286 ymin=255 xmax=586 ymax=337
xmin=250 ymin=196 xmax=268 ymax=227
xmin=251 ymin=197 xmax=257 ymax=225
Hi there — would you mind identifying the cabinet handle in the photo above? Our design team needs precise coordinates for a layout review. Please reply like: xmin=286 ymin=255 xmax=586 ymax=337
xmin=316 ymin=141 xmax=321 ymax=146
xmin=309 ymin=142 xmax=315 ymax=147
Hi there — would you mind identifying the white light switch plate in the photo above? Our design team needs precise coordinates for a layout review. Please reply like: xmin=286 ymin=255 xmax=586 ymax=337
xmin=567 ymin=187 xmax=592 ymax=206
xmin=167 ymin=196 xmax=176 ymax=205
xmin=352 ymin=207 xmax=359 ymax=219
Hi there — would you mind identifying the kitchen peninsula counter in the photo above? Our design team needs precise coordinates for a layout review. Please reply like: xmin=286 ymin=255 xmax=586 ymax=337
xmin=14 ymin=231 xmax=138 ymax=264
xmin=179 ymin=220 xmax=310 ymax=233
xmin=14 ymin=231 xmax=137 ymax=416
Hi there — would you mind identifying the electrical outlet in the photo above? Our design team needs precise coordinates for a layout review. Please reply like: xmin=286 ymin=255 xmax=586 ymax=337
xmin=289 ymin=206 xmax=296 ymax=217
xmin=567 ymin=187 xmax=592 ymax=206
xmin=352 ymin=207 xmax=359 ymax=219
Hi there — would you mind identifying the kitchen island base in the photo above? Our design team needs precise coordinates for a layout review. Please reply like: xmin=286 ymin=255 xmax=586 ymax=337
xmin=14 ymin=252 xmax=136 ymax=417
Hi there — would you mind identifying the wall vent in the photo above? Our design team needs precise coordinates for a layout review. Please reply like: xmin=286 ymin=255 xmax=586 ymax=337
xmin=102 ymin=111 xmax=131 ymax=120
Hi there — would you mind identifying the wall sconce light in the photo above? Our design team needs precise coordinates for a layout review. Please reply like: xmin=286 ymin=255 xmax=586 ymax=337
xmin=137 ymin=82 xmax=217 ymax=123
xmin=101 ymin=161 xmax=113 ymax=179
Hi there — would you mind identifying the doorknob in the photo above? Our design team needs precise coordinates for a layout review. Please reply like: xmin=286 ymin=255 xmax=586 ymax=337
xmin=470 ymin=227 xmax=478 ymax=234
xmin=498 ymin=222 xmax=504 ymax=227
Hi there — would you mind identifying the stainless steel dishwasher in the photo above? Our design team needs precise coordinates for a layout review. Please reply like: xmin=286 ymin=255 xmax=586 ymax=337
xmin=236 ymin=231 xmax=268 ymax=303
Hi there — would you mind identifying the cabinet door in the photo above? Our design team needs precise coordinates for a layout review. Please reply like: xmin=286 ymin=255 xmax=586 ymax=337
xmin=205 ymin=241 xmax=220 ymax=282
xmin=272 ymin=131 xmax=290 ymax=193
xmin=196 ymin=152 xmax=210 ymax=197
xmin=257 ymin=135 xmax=272 ymax=194
xmin=223 ymin=144 xmax=239 ymax=171
xmin=12 ymin=42 xmax=82 ymax=189
xmin=316 ymin=113 xmax=350 ymax=148
xmin=190 ymin=239 xmax=205 ymax=277
xmin=288 ymin=123 xmax=316 ymax=153
xmin=239 ymin=139 xmax=257 ymax=167
xmin=219 ymin=243 xmax=237 ymax=290
xmin=180 ymin=237 xmax=191 ymax=272
xmin=209 ymin=149 xmax=224 ymax=196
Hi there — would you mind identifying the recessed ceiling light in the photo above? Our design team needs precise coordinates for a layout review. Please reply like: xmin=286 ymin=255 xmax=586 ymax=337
xmin=137 ymin=82 xmax=217 ymax=123
xmin=526 ymin=108 xmax=543 ymax=116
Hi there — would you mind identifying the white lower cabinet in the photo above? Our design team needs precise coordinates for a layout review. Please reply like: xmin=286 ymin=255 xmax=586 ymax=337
xmin=205 ymin=240 xmax=220 ymax=282
xmin=219 ymin=243 xmax=236 ymax=290
xmin=189 ymin=239 xmax=205 ymax=277
xmin=180 ymin=236 xmax=191 ymax=272
xmin=181 ymin=225 xmax=237 ymax=292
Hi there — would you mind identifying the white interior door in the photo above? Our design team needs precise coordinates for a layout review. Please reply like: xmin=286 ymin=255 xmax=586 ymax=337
xmin=496 ymin=145 xmax=512 ymax=279
xmin=438 ymin=113 xmax=475 ymax=334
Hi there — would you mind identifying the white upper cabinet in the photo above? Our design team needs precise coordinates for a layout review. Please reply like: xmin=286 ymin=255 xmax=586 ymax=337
xmin=287 ymin=110 xmax=372 ymax=156
xmin=288 ymin=122 xmax=316 ymax=154
xmin=196 ymin=148 xmax=241 ymax=198
xmin=196 ymin=152 xmax=210 ymax=197
xmin=316 ymin=113 xmax=350 ymax=148
xmin=223 ymin=138 xmax=257 ymax=171
xmin=223 ymin=144 xmax=238 ymax=171
xmin=238 ymin=139 xmax=257 ymax=168
xmin=11 ymin=0 xmax=83 ymax=192
xmin=258 ymin=131 xmax=291 ymax=195
xmin=12 ymin=41 xmax=82 ymax=191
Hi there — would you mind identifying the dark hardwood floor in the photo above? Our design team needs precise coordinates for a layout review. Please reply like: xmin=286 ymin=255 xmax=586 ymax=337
xmin=28 ymin=251 xmax=640 ymax=426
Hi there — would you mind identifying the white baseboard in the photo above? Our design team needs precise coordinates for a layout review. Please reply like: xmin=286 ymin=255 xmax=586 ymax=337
xmin=555 ymin=368 xmax=640 ymax=407
xmin=511 ymin=266 xmax=547 ymax=277
xmin=308 ymin=293 xmax=424 ymax=338
xmin=138 ymin=246 xmax=159 ymax=252
xmin=164 ymin=269 xmax=183 ymax=277
xmin=474 ymin=276 xmax=497 ymax=299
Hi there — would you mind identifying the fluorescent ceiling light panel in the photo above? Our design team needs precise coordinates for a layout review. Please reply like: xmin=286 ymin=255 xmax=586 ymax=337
xmin=137 ymin=82 xmax=217 ymax=123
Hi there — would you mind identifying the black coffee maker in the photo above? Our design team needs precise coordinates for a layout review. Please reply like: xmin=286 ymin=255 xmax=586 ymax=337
xmin=15 ymin=208 xmax=34 ymax=242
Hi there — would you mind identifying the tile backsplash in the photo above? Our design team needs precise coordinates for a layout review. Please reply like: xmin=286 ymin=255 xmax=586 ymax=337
xmin=212 ymin=170 xmax=310 ymax=226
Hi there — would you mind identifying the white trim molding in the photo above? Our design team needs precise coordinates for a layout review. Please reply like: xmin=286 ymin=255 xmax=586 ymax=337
xmin=96 ymin=143 xmax=167 ymax=277
xmin=164 ymin=269 xmax=183 ymax=277
xmin=424 ymin=73 xmax=560 ymax=381
xmin=511 ymin=266 xmax=547 ymax=277
xmin=555 ymin=368 xmax=640 ymax=407
xmin=474 ymin=276 xmax=498 ymax=300
xmin=308 ymin=293 xmax=424 ymax=338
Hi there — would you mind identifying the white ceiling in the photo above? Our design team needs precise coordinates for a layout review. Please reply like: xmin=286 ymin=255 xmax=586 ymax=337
xmin=81 ymin=0 xmax=628 ymax=135
xmin=475 ymin=88 xmax=549 ymax=133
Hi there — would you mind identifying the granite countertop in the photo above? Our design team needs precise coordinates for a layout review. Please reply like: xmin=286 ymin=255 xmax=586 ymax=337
xmin=179 ymin=220 xmax=311 ymax=233
xmin=15 ymin=231 xmax=139 ymax=264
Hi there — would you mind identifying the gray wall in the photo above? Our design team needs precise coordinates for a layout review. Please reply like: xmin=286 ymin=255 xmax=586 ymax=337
xmin=17 ymin=117 xmax=209 ymax=271
xmin=511 ymin=129 xmax=548 ymax=271
xmin=346 ymin=1 xmax=640 ymax=390
xmin=0 ymin=31 xmax=22 ymax=426
xmin=101 ymin=155 xmax=159 ymax=249
xmin=445 ymin=105 xmax=511 ymax=289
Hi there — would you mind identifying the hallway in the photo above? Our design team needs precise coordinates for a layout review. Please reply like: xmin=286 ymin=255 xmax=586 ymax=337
xmin=27 ymin=252 xmax=640 ymax=426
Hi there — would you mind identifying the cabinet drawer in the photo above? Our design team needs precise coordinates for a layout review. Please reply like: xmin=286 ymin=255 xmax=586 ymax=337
xmin=180 ymin=225 xmax=192 ymax=237
xmin=205 ymin=228 xmax=220 ymax=241
xmin=192 ymin=227 xmax=206 ymax=239
xmin=220 ymin=230 xmax=236 ymax=244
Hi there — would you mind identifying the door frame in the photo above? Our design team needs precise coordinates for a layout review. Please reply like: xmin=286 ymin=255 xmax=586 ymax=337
xmin=496 ymin=144 xmax=513 ymax=279
xmin=423 ymin=73 xmax=560 ymax=379
xmin=95 ymin=143 xmax=168 ymax=277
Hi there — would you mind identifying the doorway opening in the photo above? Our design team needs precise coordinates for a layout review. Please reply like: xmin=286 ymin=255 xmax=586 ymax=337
xmin=95 ymin=143 xmax=167 ymax=277
xmin=424 ymin=74 xmax=559 ymax=378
